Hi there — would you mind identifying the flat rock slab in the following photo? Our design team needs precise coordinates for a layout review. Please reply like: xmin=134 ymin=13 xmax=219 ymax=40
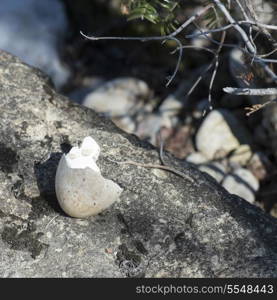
xmin=1 ymin=50 xmax=277 ymax=277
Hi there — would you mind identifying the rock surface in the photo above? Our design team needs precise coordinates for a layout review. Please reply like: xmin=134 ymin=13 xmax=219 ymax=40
xmin=1 ymin=51 xmax=277 ymax=277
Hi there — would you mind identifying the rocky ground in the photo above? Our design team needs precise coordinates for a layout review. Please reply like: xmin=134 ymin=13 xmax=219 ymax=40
xmin=0 ymin=0 xmax=277 ymax=277
xmin=60 ymin=0 xmax=277 ymax=217
xmin=1 ymin=50 xmax=277 ymax=277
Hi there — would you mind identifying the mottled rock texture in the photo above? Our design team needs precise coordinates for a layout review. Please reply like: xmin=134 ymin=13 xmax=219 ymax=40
xmin=1 ymin=51 xmax=277 ymax=277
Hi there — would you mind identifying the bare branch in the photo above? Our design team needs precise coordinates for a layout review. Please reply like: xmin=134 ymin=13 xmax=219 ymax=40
xmin=211 ymin=0 xmax=277 ymax=82
xmin=223 ymin=87 xmax=277 ymax=96
xmin=80 ymin=4 xmax=214 ymax=87
xmin=208 ymin=31 xmax=226 ymax=109
xmin=80 ymin=31 xmax=183 ymax=87
xmin=212 ymin=0 xmax=256 ymax=54
xmin=80 ymin=0 xmax=277 ymax=109
xmin=186 ymin=21 xmax=277 ymax=40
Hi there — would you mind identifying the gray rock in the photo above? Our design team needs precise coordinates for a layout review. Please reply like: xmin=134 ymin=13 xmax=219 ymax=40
xmin=1 ymin=51 xmax=277 ymax=277
xmin=222 ymin=168 xmax=259 ymax=204
xmin=196 ymin=109 xmax=252 ymax=159
xmin=0 ymin=0 xmax=70 ymax=89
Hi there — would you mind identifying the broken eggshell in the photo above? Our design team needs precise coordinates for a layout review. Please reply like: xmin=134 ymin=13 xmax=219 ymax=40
xmin=55 ymin=136 xmax=122 ymax=218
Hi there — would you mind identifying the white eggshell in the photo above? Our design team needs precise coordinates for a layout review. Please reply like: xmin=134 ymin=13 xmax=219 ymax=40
xmin=55 ymin=136 xmax=122 ymax=218
xmin=80 ymin=136 xmax=100 ymax=161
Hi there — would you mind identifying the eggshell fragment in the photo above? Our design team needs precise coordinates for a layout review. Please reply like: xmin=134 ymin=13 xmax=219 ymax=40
xmin=55 ymin=136 xmax=122 ymax=218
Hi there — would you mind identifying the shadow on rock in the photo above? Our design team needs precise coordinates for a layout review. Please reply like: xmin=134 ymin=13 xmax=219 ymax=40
xmin=34 ymin=152 xmax=66 ymax=216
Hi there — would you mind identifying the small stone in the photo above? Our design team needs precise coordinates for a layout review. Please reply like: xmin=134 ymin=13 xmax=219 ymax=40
xmin=195 ymin=109 xmax=252 ymax=159
xmin=186 ymin=152 xmax=208 ymax=165
xmin=83 ymin=77 xmax=151 ymax=117
xmin=198 ymin=162 xmax=226 ymax=183
xmin=135 ymin=114 xmax=163 ymax=145
xmin=112 ymin=116 xmax=136 ymax=134
xmin=222 ymin=168 xmax=259 ymax=204
xmin=159 ymin=95 xmax=183 ymax=119
xmin=247 ymin=152 xmax=269 ymax=181
xmin=158 ymin=95 xmax=183 ymax=129
xmin=229 ymin=144 xmax=252 ymax=166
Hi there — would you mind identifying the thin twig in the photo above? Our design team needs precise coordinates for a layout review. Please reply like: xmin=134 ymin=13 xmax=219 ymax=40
xmin=212 ymin=0 xmax=277 ymax=82
xmin=107 ymin=132 xmax=195 ymax=184
xmin=212 ymin=0 xmax=256 ymax=54
xmin=186 ymin=21 xmax=277 ymax=39
xmin=223 ymin=87 xmax=277 ymax=96
xmin=245 ymin=98 xmax=277 ymax=116
xmin=171 ymin=45 xmax=216 ymax=56
xmin=81 ymin=31 xmax=183 ymax=86
xmin=259 ymin=48 xmax=277 ymax=58
xmin=184 ymin=62 xmax=215 ymax=102
xmin=207 ymin=5 xmax=227 ymax=110
xmin=235 ymin=0 xmax=250 ymax=21
xmin=186 ymin=20 xmax=277 ymax=63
